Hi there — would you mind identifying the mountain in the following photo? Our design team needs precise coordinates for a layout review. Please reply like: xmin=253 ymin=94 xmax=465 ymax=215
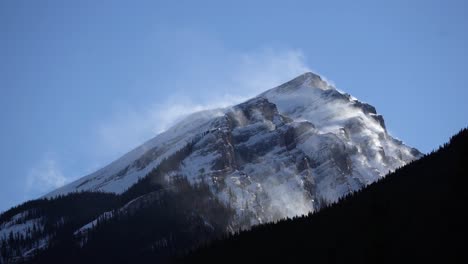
xmin=0 ymin=72 xmax=421 ymax=263
xmin=183 ymin=128 xmax=468 ymax=263
xmin=47 ymin=72 xmax=421 ymax=219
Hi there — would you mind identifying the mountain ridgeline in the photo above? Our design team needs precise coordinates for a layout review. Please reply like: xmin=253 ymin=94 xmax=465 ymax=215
xmin=183 ymin=128 xmax=468 ymax=263
xmin=0 ymin=72 xmax=423 ymax=263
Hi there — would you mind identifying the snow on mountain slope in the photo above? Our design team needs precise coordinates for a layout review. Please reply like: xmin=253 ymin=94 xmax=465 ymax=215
xmin=45 ymin=72 xmax=421 ymax=224
xmin=259 ymin=72 xmax=420 ymax=203
xmin=45 ymin=109 xmax=225 ymax=197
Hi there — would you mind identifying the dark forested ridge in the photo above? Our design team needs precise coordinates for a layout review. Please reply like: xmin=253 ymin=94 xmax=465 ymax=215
xmin=182 ymin=128 xmax=468 ymax=263
xmin=0 ymin=192 xmax=120 ymax=262
xmin=24 ymin=177 xmax=234 ymax=264
xmin=1 ymin=178 xmax=233 ymax=264
xmin=0 ymin=141 xmax=235 ymax=264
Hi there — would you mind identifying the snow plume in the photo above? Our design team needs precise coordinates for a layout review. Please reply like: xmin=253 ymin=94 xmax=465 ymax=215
xmin=224 ymin=160 xmax=315 ymax=223
xmin=97 ymin=96 xmax=237 ymax=157
xmin=233 ymin=48 xmax=311 ymax=96
xmin=97 ymin=47 xmax=312 ymax=158
xmin=261 ymin=166 xmax=315 ymax=219
xmin=26 ymin=154 xmax=68 ymax=197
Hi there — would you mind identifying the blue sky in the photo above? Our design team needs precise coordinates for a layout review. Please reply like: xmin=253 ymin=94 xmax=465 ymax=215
xmin=0 ymin=0 xmax=467 ymax=212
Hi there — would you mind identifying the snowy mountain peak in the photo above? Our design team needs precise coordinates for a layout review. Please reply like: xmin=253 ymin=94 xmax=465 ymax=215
xmin=44 ymin=72 xmax=421 ymax=223
xmin=265 ymin=71 xmax=332 ymax=95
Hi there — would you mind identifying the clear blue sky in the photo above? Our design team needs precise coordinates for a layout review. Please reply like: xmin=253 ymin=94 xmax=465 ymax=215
xmin=1 ymin=0 xmax=467 ymax=212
